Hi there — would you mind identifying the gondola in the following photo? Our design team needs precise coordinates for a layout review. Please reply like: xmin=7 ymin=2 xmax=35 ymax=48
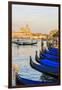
xmin=48 ymin=48 xmax=58 ymax=52
xmin=30 ymin=56 xmax=59 ymax=79
xmin=35 ymin=52 xmax=59 ymax=68
xmin=40 ymin=53 xmax=59 ymax=61
xmin=36 ymin=57 xmax=59 ymax=68
xmin=48 ymin=48 xmax=59 ymax=54
xmin=46 ymin=47 xmax=59 ymax=56
xmin=35 ymin=51 xmax=59 ymax=63
xmin=35 ymin=51 xmax=59 ymax=68
xmin=12 ymin=41 xmax=37 ymax=45
xmin=43 ymin=49 xmax=59 ymax=56
xmin=16 ymin=73 xmax=58 ymax=86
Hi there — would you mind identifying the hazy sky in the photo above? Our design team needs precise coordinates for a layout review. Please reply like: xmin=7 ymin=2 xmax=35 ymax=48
xmin=12 ymin=4 xmax=58 ymax=34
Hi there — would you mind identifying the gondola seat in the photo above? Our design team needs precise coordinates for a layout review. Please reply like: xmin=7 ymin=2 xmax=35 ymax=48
xmin=38 ymin=59 xmax=59 ymax=68
xmin=44 ymin=50 xmax=59 ymax=56
xmin=48 ymin=48 xmax=58 ymax=52
xmin=40 ymin=53 xmax=59 ymax=61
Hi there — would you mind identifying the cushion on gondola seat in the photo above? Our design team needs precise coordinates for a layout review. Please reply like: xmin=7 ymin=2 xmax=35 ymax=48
xmin=33 ymin=63 xmax=58 ymax=75
xmin=41 ymin=53 xmax=59 ymax=60
xmin=39 ymin=59 xmax=59 ymax=68
xmin=49 ymin=48 xmax=58 ymax=52
xmin=44 ymin=50 xmax=59 ymax=56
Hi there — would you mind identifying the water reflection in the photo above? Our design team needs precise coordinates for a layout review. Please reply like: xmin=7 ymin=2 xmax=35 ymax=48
xmin=12 ymin=40 xmax=43 ymax=86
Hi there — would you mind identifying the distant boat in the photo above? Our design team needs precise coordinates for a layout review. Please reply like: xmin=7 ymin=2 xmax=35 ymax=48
xmin=12 ymin=39 xmax=37 ymax=45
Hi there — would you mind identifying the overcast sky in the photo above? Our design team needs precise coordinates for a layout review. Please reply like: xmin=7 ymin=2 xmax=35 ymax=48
xmin=12 ymin=4 xmax=58 ymax=34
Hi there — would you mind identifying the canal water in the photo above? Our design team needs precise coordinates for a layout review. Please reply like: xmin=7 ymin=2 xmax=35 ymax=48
xmin=12 ymin=40 xmax=47 ymax=86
